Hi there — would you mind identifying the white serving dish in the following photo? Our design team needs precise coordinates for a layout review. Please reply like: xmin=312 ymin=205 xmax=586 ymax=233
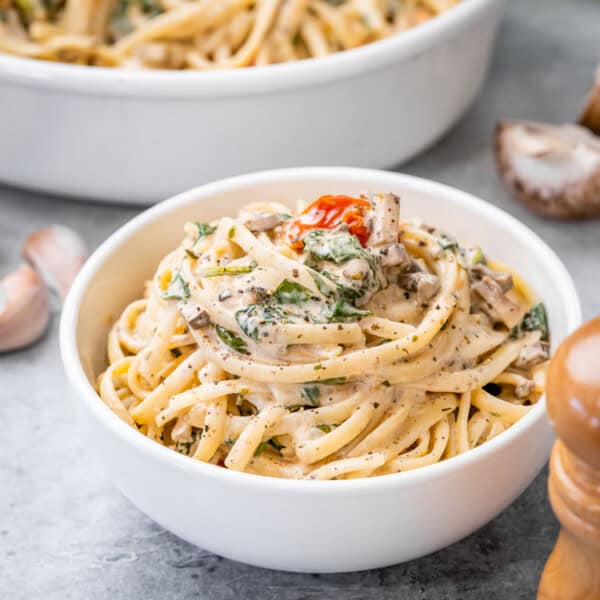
xmin=60 ymin=168 xmax=580 ymax=572
xmin=0 ymin=0 xmax=505 ymax=205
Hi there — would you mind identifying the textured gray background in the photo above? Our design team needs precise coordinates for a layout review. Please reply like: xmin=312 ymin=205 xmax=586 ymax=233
xmin=2 ymin=1 xmax=600 ymax=598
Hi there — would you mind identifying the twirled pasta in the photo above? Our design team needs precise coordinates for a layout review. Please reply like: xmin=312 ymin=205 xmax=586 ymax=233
xmin=0 ymin=0 xmax=460 ymax=69
xmin=98 ymin=192 xmax=550 ymax=479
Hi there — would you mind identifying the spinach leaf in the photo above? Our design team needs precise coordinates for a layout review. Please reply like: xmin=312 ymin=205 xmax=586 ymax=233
xmin=215 ymin=325 xmax=249 ymax=354
xmin=254 ymin=441 xmax=268 ymax=456
xmin=309 ymin=270 xmax=337 ymax=298
xmin=303 ymin=229 xmax=365 ymax=265
xmin=521 ymin=303 xmax=549 ymax=340
xmin=236 ymin=304 xmax=288 ymax=340
xmin=162 ymin=274 xmax=190 ymax=300
xmin=272 ymin=279 xmax=313 ymax=305
xmin=300 ymin=386 xmax=321 ymax=407
xmin=511 ymin=302 xmax=549 ymax=341
xmin=325 ymin=300 xmax=371 ymax=322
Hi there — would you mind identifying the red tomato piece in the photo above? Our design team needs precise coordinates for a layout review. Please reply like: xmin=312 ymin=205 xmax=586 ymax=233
xmin=286 ymin=195 xmax=371 ymax=249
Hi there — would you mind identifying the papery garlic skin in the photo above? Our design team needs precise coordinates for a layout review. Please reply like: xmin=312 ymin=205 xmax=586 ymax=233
xmin=22 ymin=225 xmax=88 ymax=301
xmin=0 ymin=264 xmax=50 ymax=353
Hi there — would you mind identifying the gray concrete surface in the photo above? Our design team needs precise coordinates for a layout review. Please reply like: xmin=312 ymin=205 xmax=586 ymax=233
xmin=2 ymin=1 xmax=600 ymax=598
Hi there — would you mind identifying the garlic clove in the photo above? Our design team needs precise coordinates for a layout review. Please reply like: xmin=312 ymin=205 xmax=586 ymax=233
xmin=494 ymin=120 xmax=600 ymax=218
xmin=22 ymin=225 xmax=88 ymax=301
xmin=579 ymin=67 xmax=600 ymax=136
xmin=0 ymin=264 xmax=50 ymax=353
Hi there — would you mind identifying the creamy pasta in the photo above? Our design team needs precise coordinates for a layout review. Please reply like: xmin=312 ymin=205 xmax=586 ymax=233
xmin=98 ymin=193 xmax=550 ymax=480
xmin=0 ymin=0 xmax=460 ymax=69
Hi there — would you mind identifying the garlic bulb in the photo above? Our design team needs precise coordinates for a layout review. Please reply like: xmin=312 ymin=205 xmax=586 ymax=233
xmin=22 ymin=225 xmax=88 ymax=300
xmin=0 ymin=264 xmax=50 ymax=353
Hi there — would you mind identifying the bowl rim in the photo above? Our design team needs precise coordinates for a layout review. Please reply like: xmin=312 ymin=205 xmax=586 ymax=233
xmin=60 ymin=166 xmax=581 ymax=494
xmin=0 ymin=0 xmax=501 ymax=97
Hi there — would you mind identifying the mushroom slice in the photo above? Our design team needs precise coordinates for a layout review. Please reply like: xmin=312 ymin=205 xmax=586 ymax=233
xmin=472 ymin=276 xmax=521 ymax=329
xmin=494 ymin=120 xmax=600 ymax=218
xmin=22 ymin=225 xmax=88 ymax=301
xmin=179 ymin=302 xmax=210 ymax=329
xmin=364 ymin=192 xmax=400 ymax=247
xmin=579 ymin=67 xmax=600 ymax=136
xmin=470 ymin=264 xmax=513 ymax=293
xmin=399 ymin=272 xmax=440 ymax=303
xmin=514 ymin=341 xmax=550 ymax=370
xmin=514 ymin=378 xmax=535 ymax=399
xmin=244 ymin=212 xmax=284 ymax=233
xmin=378 ymin=243 xmax=410 ymax=269
xmin=0 ymin=264 xmax=50 ymax=353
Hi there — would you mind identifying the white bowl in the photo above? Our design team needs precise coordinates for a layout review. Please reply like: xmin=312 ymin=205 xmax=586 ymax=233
xmin=0 ymin=0 xmax=505 ymax=205
xmin=60 ymin=167 xmax=580 ymax=572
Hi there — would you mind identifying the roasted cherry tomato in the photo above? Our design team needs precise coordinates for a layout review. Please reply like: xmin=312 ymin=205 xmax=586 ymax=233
xmin=286 ymin=195 xmax=371 ymax=250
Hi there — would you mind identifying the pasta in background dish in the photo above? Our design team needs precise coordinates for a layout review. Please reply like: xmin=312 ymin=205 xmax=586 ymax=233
xmin=0 ymin=0 xmax=460 ymax=69
xmin=98 ymin=193 xmax=550 ymax=480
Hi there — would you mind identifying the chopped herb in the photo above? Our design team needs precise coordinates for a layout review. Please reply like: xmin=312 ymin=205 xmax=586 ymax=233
xmin=198 ymin=263 xmax=256 ymax=278
xmin=254 ymin=441 xmax=268 ymax=456
xmin=306 ymin=377 xmax=347 ymax=385
xmin=174 ymin=430 xmax=201 ymax=456
xmin=215 ymin=325 xmax=249 ymax=355
xmin=174 ymin=440 xmax=193 ymax=455
xmin=185 ymin=248 xmax=198 ymax=259
xmin=224 ymin=438 xmax=236 ymax=446
xmin=316 ymin=424 xmax=332 ymax=433
xmin=162 ymin=273 xmax=190 ymax=300
xmin=301 ymin=386 xmax=321 ymax=407
xmin=468 ymin=246 xmax=485 ymax=265
xmin=228 ymin=226 xmax=236 ymax=239
xmin=439 ymin=234 xmax=459 ymax=251
xmin=193 ymin=222 xmax=217 ymax=244
xmin=278 ymin=213 xmax=292 ymax=221
xmin=490 ymin=412 xmax=501 ymax=418
xmin=268 ymin=438 xmax=285 ymax=452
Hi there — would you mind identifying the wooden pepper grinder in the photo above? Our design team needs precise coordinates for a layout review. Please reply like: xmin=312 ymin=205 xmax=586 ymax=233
xmin=538 ymin=317 xmax=600 ymax=599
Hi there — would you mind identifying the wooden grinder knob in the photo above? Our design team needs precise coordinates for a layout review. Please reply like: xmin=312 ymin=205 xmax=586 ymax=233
xmin=538 ymin=317 xmax=600 ymax=599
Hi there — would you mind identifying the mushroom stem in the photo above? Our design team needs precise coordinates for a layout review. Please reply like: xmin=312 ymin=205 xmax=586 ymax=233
xmin=22 ymin=225 xmax=88 ymax=301
xmin=0 ymin=264 xmax=50 ymax=353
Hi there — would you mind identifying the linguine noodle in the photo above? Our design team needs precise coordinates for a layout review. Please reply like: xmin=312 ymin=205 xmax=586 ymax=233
xmin=97 ymin=192 xmax=550 ymax=479
xmin=0 ymin=0 xmax=460 ymax=69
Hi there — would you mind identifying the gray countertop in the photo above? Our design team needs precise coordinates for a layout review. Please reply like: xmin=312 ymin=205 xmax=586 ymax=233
xmin=2 ymin=1 xmax=600 ymax=598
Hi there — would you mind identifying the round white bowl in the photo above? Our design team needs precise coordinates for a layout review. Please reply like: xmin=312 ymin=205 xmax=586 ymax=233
xmin=0 ymin=0 xmax=504 ymax=205
xmin=60 ymin=167 xmax=581 ymax=572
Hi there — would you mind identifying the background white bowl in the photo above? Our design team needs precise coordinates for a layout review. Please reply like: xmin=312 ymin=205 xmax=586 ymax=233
xmin=60 ymin=168 xmax=580 ymax=572
xmin=0 ymin=0 xmax=504 ymax=205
